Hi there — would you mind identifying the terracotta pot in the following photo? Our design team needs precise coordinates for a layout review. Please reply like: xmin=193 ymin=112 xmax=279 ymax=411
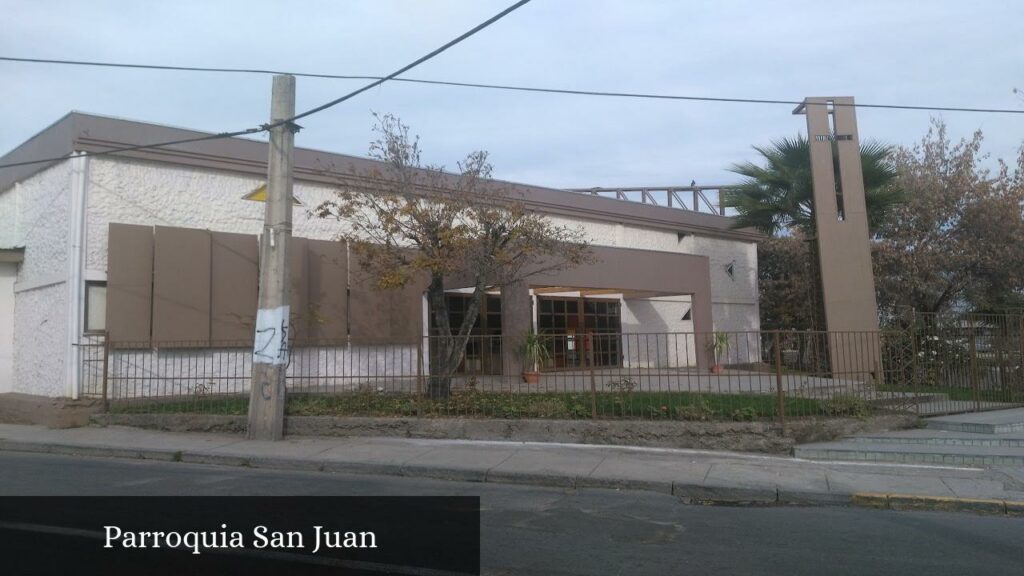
xmin=709 ymin=364 xmax=724 ymax=375
xmin=523 ymin=371 xmax=541 ymax=385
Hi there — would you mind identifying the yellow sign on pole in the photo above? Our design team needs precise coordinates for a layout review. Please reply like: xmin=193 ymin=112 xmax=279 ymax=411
xmin=242 ymin=184 xmax=301 ymax=205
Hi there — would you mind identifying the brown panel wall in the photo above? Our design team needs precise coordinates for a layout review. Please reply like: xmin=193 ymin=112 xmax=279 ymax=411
xmin=152 ymin=226 xmax=211 ymax=344
xmin=106 ymin=223 xmax=153 ymax=344
xmin=307 ymin=239 xmax=348 ymax=342
xmin=288 ymin=237 xmax=309 ymax=343
xmin=507 ymin=246 xmax=714 ymax=369
xmin=107 ymin=224 xmax=419 ymax=346
xmin=349 ymin=266 xmax=426 ymax=344
xmin=211 ymin=232 xmax=259 ymax=342
xmin=348 ymin=268 xmax=391 ymax=343
xmin=389 ymin=275 xmax=428 ymax=344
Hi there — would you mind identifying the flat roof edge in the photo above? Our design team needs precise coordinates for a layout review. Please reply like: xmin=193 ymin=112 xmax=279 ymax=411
xmin=2 ymin=112 xmax=764 ymax=243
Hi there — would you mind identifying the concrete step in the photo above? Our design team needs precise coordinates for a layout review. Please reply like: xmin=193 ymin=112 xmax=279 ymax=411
xmin=843 ymin=429 xmax=1024 ymax=448
xmin=913 ymin=401 xmax=1023 ymax=417
xmin=794 ymin=441 xmax=1024 ymax=467
xmin=927 ymin=407 xmax=1024 ymax=434
xmin=866 ymin=392 xmax=949 ymax=407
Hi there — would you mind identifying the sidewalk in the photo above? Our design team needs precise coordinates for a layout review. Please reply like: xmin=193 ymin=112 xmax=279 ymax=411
xmin=2 ymin=423 xmax=1024 ymax=514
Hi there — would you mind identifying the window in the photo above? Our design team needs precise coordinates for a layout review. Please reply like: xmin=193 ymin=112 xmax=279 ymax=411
xmin=84 ymin=281 xmax=107 ymax=333
xmin=537 ymin=296 xmax=621 ymax=369
xmin=428 ymin=293 xmax=503 ymax=374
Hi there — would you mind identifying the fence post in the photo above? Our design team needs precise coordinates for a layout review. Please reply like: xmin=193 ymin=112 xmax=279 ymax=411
xmin=587 ymin=331 xmax=598 ymax=420
xmin=1019 ymin=315 xmax=1024 ymax=389
xmin=908 ymin=314 xmax=918 ymax=386
xmin=416 ymin=336 xmax=424 ymax=399
xmin=998 ymin=320 xmax=1008 ymax=396
xmin=101 ymin=332 xmax=110 ymax=413
xmin=968 ymin=317 xmax=980 ymax=412
xmin=773 ymin=331 xmax=786 ymax=434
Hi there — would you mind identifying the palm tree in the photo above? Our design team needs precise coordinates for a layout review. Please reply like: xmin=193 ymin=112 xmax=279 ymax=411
xmin=722 ymin=135 xmax=903 ymax=237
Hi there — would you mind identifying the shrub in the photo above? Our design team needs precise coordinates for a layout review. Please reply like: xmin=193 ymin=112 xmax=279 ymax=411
xmin=674 ymin=398 xmax=716 ymax=421
xmin=730 ymin=407 xmax=758 ymax=422
xmin=527 ymin=399 xmax=570 ymax=419
xmin=822 ymin=395 xmax=869 ymax=419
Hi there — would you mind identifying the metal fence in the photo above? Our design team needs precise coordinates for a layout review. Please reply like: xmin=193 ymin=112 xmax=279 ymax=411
xmin=889 ymin=312 xmax=1024 ymax=414
xmin=77 ymin=324 xmax=1024 ymax=423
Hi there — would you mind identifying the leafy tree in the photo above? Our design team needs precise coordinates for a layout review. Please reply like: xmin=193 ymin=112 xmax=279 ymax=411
xmin=757 ymin=233 xmax=817 ymax=330
xmin=315 ymin=114 xmax=592 ymax=399
xmin=873 ymin=120 xmax=1024 ymax=315
xmin=723 ymin=134 xmax=903 ymax=329
xmin=722 ymin=134 xmax=903 ymax=236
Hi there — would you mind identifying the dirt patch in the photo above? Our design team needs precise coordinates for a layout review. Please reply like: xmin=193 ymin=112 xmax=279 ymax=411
xmin=787 ymin=414 xmax=919 ymax=445
xmin=91 ymin=413 xmax=919 ymax=454
xmin=0 ymin=393 xmax=104 ymax=428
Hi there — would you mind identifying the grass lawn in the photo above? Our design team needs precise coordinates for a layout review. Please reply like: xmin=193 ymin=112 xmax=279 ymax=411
xmin=110 ymin=390 xmax=830 ymax=421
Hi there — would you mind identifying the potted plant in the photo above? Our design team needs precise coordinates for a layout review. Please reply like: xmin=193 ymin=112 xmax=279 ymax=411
xmin=707 ymin=332 xmax=730 ymax=374
xmin=522 ymin=332 xmax=550 ymax=385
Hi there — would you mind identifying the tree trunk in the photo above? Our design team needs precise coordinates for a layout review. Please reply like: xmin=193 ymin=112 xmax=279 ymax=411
xmin=426 ymin=275 xmax=487 ymax=400
xmin=427 ymin=275 xmax=453 ymax=399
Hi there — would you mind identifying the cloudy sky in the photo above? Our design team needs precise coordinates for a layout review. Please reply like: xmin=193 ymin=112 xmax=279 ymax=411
xmin=2 ymin=0 xmax=1022 ymax=188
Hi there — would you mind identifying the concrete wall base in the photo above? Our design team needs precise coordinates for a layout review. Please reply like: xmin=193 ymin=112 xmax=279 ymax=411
xmin=0 ymin=392 xmax=103 ymax=428
xmin=90 ymin=413 xmax=918 ymax=454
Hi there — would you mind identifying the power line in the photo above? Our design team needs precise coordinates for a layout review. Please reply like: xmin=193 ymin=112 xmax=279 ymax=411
xmin=0 ymin=129 xmax=263 ymax=169
xmin=3 ymin=55 xmax=1024 ymax=116
xmin=270 ymin=0 xmax=532 ymax=127
xmin=0 ymin=0 xmax=533 ymax=170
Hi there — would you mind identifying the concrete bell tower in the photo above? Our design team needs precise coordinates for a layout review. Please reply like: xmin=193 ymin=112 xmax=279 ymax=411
xmin=794 ymin=97 xmax=882 ymax=379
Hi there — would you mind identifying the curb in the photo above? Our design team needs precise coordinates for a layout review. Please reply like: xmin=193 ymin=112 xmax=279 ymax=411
xmin=1 ymin=438 xmax=822 ymax=505
xmin=2 ymin=439 xmax=1016 ymax=516
xmin=852 ymin=492 xmax=1024 ymax=516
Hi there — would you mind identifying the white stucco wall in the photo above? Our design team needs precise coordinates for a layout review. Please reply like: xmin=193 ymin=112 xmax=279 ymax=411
xmin=0 ymin=263 xmax=16 ymax=393
xmin=621 ymin=295 xmax=698 ymax=368
xmin=85 ymin=157 xmax=351 ymax=274
xmin=2 ymin=162 xmax=74 ymax=396
xmin=13 ymin=283 xmax=67 ymax=396
xmin=107 ymin=344 xmax=418 ymax=399
xmin=0 ymin=183 xmax=22 ymax=249
xmin=9 ymin=162 xmax=72 ymax=282
xmin=7 ymin=154 xmax=761 ymax=396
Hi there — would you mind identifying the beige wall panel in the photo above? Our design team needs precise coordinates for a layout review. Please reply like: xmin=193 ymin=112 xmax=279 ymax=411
xmin=106 ymin=223 xmax=153 ymax=344
xmin=210 ymin=231 xmax=258 ymax=343
xmin=307 ymin=239 xmax=348 ymax=342
xmin=152 ymin=226 xmax=211 ymax=344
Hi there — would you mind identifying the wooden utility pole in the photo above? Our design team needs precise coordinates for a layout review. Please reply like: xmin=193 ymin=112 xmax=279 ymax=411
xmin=248 ymin=75 xmax=297 ymax=441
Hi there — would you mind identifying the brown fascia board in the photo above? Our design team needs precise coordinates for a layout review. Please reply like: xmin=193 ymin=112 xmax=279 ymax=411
xmin=0 ymin=112 xmax=764 ymax=242
xmin=0 ymin=247 xmax=25 ymax=262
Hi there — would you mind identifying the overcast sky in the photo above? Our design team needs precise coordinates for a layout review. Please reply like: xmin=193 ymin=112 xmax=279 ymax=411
xmin=2 ymin=0 xmax=1022 ymax=188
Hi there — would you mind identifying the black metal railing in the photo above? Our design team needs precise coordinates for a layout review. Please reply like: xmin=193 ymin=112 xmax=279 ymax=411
xmin=77 ymin=324 xmax=1024 ymax=422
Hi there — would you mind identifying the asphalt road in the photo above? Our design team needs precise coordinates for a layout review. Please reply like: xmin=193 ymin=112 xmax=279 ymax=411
xmin=1 ymin=452 xmax=1023 ymax=575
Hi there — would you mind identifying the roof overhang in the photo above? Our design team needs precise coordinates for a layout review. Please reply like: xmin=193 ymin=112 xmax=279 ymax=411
xmin=0 ymin=247 xmax=25 ymax=263
xmin=0 ymin=112 xmax=765 ymax=243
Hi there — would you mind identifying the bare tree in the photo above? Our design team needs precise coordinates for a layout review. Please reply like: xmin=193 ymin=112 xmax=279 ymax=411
xmin=315 ymin=114 xmax=593 ymax=398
